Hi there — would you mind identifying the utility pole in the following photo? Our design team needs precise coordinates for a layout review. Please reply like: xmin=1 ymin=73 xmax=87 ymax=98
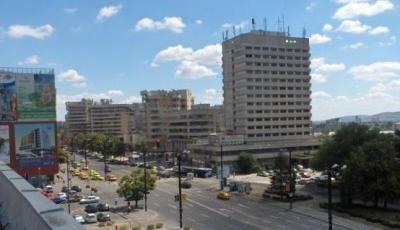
xmin=66 ymin=151 xmax=71 ymax=214
xmin=289 ymin=149 xmax=293 ymax=209
xmin=177 ymin=154 xmax=183 ymax=229
xmin=328 ymin=170 xmax=332 ymax=230
xmin=143 ymin=148 xmax=148 ymax=212
xmin=220 ymin=144 xmax=224 ymax=190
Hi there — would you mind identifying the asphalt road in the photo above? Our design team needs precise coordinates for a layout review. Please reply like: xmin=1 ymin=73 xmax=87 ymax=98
xmin=63 ymin=153 xmax=381 ymax=230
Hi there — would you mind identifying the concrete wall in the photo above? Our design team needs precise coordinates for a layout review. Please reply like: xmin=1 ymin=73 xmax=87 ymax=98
xmin=0 ymin=161 xmax=84 ymax=230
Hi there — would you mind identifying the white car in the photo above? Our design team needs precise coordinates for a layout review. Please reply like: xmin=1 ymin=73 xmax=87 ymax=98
xmin=80 ymin=196 xmax=100 ymax=204
xmin=44 ymin=185 xmax=53 ymax=193
xmin=56 ymin=192 xmax=67 ymax=199
xmin=73 ymin=214 xmax=85 ymax=224
xmin=84 ymin=213 xmax=97 ymax=223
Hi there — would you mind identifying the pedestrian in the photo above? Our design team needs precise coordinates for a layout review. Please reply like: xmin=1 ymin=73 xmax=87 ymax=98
xmin=114 ymin=199 xmax=118 ymax=207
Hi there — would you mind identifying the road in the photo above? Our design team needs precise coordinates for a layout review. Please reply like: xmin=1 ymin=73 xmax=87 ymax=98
xmin=61 ymin=153 xmax=382 ymax=230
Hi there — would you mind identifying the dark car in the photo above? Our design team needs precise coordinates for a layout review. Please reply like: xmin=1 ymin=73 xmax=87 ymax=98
xmin=61 ymin=186 xmax=68 ymax=193
xmin=71 ymin=185 xmax=82 ymax=192
xmin=69 ymin=194 xmax=83 ymax=202
xmin=84 ymin=204 xmax=98 ymax=213
xmin=97 ymin=203 xmax=110 ymax=211
xmin=52 ymin=197 xmax=66 ymax=204
xmin=182 ymin=181 xmax=192 ymax=189
xmin=97 ymin=212 xmax=111 ymax=222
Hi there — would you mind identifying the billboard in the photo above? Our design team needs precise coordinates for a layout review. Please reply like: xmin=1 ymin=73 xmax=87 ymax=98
xmin=0 ymin=125 xmax=10 ymax=164
xmin=16 ymin=73 xmax=56 ymax=120
xmin=14 ymin=123 xmax=56 ymax=168
xmin=0 ymin=73 xmax=17 ymax=121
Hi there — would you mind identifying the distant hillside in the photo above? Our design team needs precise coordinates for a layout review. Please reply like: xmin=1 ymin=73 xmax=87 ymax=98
xmin=334 ymin=112 xmax=400 ymax=123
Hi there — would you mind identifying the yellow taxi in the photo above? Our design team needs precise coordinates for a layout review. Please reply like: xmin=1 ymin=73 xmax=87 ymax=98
xmin=217 ymin=191 xmax=230 ymax=200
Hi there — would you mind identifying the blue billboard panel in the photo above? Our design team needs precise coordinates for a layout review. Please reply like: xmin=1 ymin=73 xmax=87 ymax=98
xmin=14 ymin=123 xmax=56 ymax=168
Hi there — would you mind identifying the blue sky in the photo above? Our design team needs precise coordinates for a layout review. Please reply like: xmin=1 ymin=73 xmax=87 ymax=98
xmin=0 ymin=0 xmax=399 ymax=121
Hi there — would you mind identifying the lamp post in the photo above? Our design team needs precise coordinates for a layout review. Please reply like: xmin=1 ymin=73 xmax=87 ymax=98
xmin=220 ymin=144 xmax=224 ymax=190
xmin=327 ymin=164 xmax=347 ymax=230
xmin=143 ymin=147 xmax=148 ymax=212
xmin=177 ymin=154 xmax=183 ymax=229
xmin=66 ymin=152 xmax=71 ymax=214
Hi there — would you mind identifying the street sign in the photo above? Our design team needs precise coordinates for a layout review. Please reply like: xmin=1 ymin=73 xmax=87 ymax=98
xmin=174 ymin=193 xmax=188 ymax=202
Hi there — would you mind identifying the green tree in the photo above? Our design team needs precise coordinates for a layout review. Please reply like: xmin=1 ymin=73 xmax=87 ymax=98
xmin=58 ymin=148 xmax=67 ymax=163
xmin=116 ymin=168 xmax=156 ymax=208
xmin=270 ymin=152 xmax=293 ymax=196
xmin=237 ymin=152 xmax=260 ymax=174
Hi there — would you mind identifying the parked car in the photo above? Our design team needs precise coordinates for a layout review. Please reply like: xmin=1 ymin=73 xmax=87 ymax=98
xmin=97 ymin=212 xmax=111 ymax=222
xmin=56 ymin=192 xmax=67 ymax=199
xmin=69 ymin=194 xmax=83 ymax=202
xmin=44 ymin=185 xmax=54 ymax=193
xmin=97 ymin=203 xmax=110 ymax=211
xmin=105 ymin=166 xmax=112 ymax=173
xmin=105 ymin=175 xmax=117 ymax=181
xmin=52 ymin=196 xmax=66 ymax=204
xmin=61 ymin=186 xmax=68 ymax=193
xmin=80 ymin=196 xmax=100 ymax=204
xmin=181 ymin=181 xmax=192 ymax=189
xmin=217 ymin=191 xmax=230 ymax=200
xmin=84 ymin=204 xmax=98 ymax=213
xmin=71 ymin=185 xmax=82 ymax=192
xmin=73 ymin=214 xmax=85 ymax=224
xmin=257 ymin=171 xmax=270 ymax=177
xmin=84 ymin=213 xmax=97 ymax=223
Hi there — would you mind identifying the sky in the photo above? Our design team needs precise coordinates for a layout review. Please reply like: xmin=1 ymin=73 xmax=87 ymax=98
xmin=0 ymin=0 xmax=399 ymax=121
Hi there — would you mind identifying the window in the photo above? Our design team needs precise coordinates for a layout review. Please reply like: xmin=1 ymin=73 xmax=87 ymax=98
xmin=245 ymin=54 xmax=253 ymax=58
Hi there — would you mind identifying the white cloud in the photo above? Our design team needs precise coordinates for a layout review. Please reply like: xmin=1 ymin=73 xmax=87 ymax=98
xmin=311 ymin=57 xmax=346 ymax=83
xmin=333 ymin=0 xmax=394 ymax=20
xmin=341 ymin=42 xmax=365 ymax=50
xmin=195 ymin=20 xmax=203 ymax=25
xmin=200 ymin=88 xmax=223 ymax=105
xmin=379 ymin=35 xmax=397 ymax=46
xmin=368 ymin=26 xmax=389 ymax=35
xmin=7 ymin=24 xmax=54 ymax=39
xmin=306 ymin=2 xmax=317 ymax=11
xmin=57 ymin=69 xmax=87 ymax=88
xmin=309 ymin=33 xmax=331 ymax=44
xmin=222 ymin=21 xmax=248 ymax=30
xmin=322 ymin=24 xmax=333 ymax=32
xmin=348 ymin=61 xmax=400 ymax=81
xmin=64 ymin=8 xmax=78 ymax=14
xmin=336 ymin=20 xmax=371 ymax=33
xmin=96 ymin=4 xmax=122 ymax=22
xmin=135 ymin=17 xmax=186 ymax=33
xmin=312 ymin=91 xmax=333 ymax=100
xmin=122 ymin=96 xmax=141 ymax=104
xmin=107 ymin=90 xmax=124 ymax=97
xmin=175 ymin=61 xmax=216 ymax=79
xmin=152 ymin=44 xmax=222 ymax=79
xmin=18 ymin=55 xmax=39 ymax=65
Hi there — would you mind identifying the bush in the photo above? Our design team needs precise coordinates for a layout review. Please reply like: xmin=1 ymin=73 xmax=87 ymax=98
xmin=155 ymin=223 xmax=163 ymax=229
xmin=120 ymin=225 xmax=128 ymax=230
xmin=132 ymin=227 xmax=141 ymax=230
xmin=146 ymin=224 xmax=155 ymax=230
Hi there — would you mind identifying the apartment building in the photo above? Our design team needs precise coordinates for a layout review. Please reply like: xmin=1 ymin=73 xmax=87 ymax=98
xmin=88 ymin=100 xmax=135 ymax=144
xmin=65 ymin=99 xmax=94 ymax=135
xmin=223 ymin=30 xmax=312 ymax=142
xmin=65 ymin=99 xmax=142 ymax=144
xmin=140 ymin=89 xmax=194 ymax=141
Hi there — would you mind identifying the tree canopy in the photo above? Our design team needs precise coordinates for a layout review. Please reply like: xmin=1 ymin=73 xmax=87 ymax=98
xmin=237 ymin=152 xmax=260 ymax=174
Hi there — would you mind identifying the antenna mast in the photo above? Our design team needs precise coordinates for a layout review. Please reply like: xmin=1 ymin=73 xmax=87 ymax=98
xmin=232 ymin=26 xmax=236 ymax=36
xmin=251 ymin=18 xmax=256 ymax=31
xmin=263 ymin=18 xmax=267 ymax=31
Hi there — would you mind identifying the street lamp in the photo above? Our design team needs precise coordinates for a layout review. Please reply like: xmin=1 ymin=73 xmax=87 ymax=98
xmin=220 ymin=143 xmax=224 ymax=190
xmin=66 ymin=152 xmax=71 ymax=214
xmin=327 ymin=164 xmax=347 ymax=230
xmin=177 ymin=154 xmax=183 ymax=229
xmin=143 ymin=146 xmax=148 ymax=212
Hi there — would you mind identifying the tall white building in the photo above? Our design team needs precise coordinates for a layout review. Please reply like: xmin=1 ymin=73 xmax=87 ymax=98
xmin=223 ymin=30 xmax=312 ymax=143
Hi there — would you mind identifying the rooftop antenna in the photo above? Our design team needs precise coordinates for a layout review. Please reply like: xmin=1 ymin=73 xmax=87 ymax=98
xmin=302 ymin=26 xmax=307 ymax=38
xmin=222 ymin=31 xmax=225 ymax=41
xmin=287 ymin=26 xmax=290 ymax=37
xmin=232 ymin=25 xmax=236 ymax=36
xmin=277 ymin=17 xmax=281 ymax=32
xmin=282 ymin=14 xmax=285 ymax=34
xmin=251 ymin=18 xmax=256 ymax=31
xmin=263 ymin=18 xmax=267 ymax=31
xmin=225 ymin=30 xmax=229 ymax=40
xmin=239 ymin=26 xmax=242 ymax=34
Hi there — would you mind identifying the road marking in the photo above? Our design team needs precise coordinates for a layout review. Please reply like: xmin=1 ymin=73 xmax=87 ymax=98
xmin=200 ymin=213 xmax=209 ymax=218
xmin=187 ymin=199 xmax=229 ymax=218
xmin=168 ymin=203 xmax=177 ymax=209
xmin=153 ymin=202 xmax=160 ymax=207
xmin=186 ymin=203 xmax=194 ymax=207
xmin=238 ymin=203 xmax=250 ymax=209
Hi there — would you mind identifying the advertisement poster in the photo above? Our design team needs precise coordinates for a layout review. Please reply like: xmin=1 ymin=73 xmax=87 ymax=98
xmin=0 ymin=73 xmax=17 ymax=121
xmin=14 ymin=123 xmax=56 ymax=168
xmin=0 ymin=125 xmax=10 ymax=164
xmin=17 ymin=73 xmax=56 ymax=120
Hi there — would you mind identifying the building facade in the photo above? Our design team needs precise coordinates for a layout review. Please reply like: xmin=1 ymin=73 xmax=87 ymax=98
xmin=223 ymin=30 xmax=312 ymax=143
xmin=65 ymin=99 xmax=94 ymax=135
